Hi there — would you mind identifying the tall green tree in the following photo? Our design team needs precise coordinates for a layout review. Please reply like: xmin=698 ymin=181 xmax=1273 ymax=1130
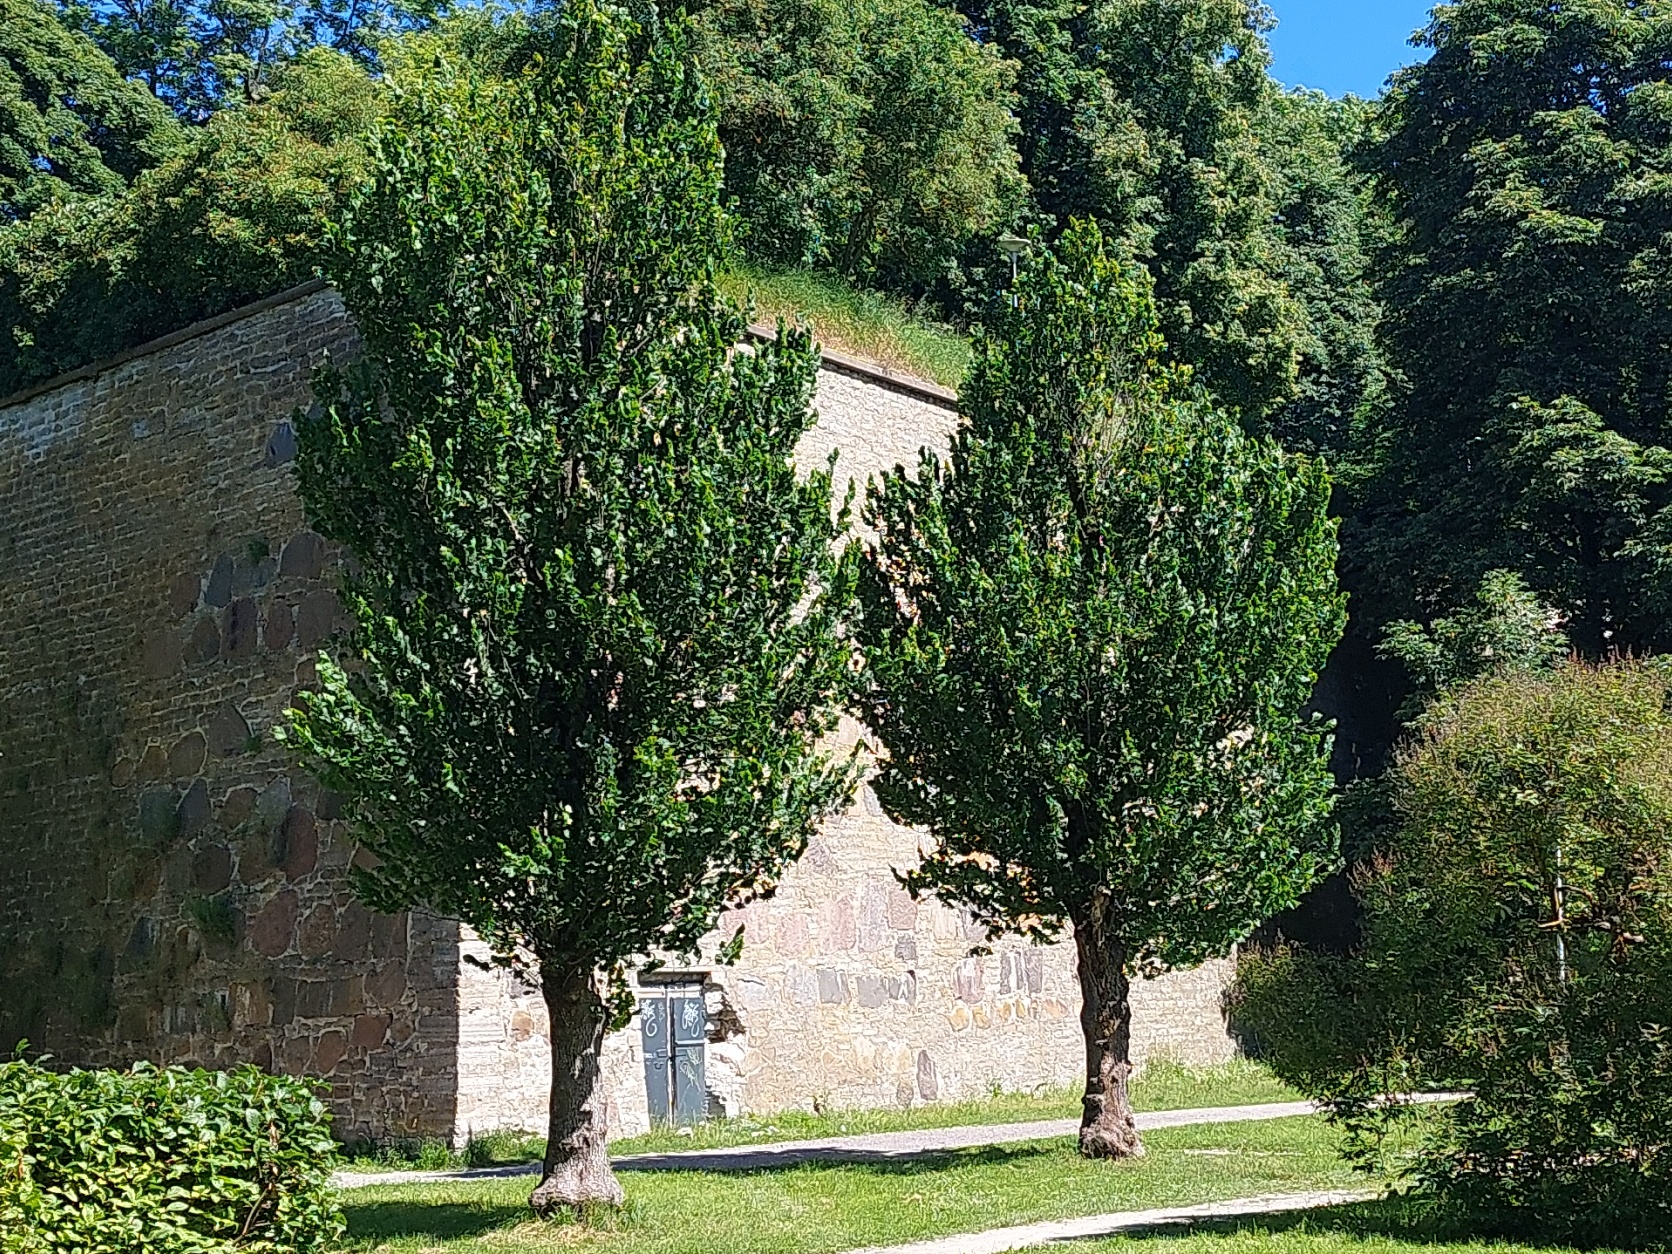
xmin=281 ymin=3 xmax=856 ymax=1212
xmin=1356 ymin=0 xmax=1672 ymax=650
xmin=1 ymin=0 xmax=181 ymax=222
xmin=693 ymin=0 xmax=1023 ymax=294
xmin=854 ymin=223 xmax=1344 ymax=1158
xmin=957 ymin=0 xmax=1306 ymax=421
xmin=0 ymin=46 xmax=376 ymax=392
xmin=1258 ymin=88 xmax=1385 ymax=461
xmin=58 ymin=0 xmax=438 ymax=118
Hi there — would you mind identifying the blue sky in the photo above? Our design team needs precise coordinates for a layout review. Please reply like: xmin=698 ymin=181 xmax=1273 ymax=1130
xmin=1265 ymin=1 xmax=1436 ymax=99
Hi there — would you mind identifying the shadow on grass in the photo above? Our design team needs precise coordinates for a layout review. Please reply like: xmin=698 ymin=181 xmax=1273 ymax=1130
xmin=615 ymin=1137 xmax=1070 ymax=1175
xmin=341 ymin=1142 xmax=1067 ymax=1241
xmin=1117 ymin=1196 xmax=1645 ymax=1253
xmin=343 ymin=1197 xmax=531 ymax=1241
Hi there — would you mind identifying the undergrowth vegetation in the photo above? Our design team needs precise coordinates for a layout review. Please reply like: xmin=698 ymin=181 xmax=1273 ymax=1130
xmin=0 ymin=1056 xmax=342 ymax=1253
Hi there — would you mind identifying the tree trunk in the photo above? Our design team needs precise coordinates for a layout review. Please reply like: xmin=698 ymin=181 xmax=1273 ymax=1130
xmin=529 ymin=961 xmax=625 ymax=1215
xmin=1073 ymin=897 xmax=1144 ymax=1159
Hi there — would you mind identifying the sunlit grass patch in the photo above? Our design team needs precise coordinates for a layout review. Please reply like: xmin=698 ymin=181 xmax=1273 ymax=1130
xmin=337 ymin=1115 xmax=1361 ymax=1254
xmin=719 ymin=262 xmax=971 ymax=390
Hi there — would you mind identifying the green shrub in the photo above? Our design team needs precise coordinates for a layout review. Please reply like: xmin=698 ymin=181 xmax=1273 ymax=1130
xmin=1233 ymin=659 xmax=1672 ymax=1247
xmin=0 ymin=1057 xmax=344 ymax=1253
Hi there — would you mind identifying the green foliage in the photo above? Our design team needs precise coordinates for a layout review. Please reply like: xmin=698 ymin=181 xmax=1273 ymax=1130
xmin=856 ymin=220 xmax=1344 ymax=963
xmin=183 ymin=892 xmax=238 ymax=944
xmin=1257 ymin=89 xmax=1386 ymax=460
xmin=280 ymin=4 xmax=855 ymax=1205
xmin=1 ymin=0 xmax=183 ymax=222
xmin=0 ymin=47 xmax=376 ymax=394
xmin=0 ymin=1057 xmax=343 ymax=1253
xmin=1356 ymin=0 xmax=1672 ymax=649
xmin=694 ymin=0 xmax=1023 ymax=293
xmin=1378 ymin=570 xmax=1569 ymax=710
xmin=718 ymin=260 xmax=971 ymax=386
xmin=961 ymin=0 xmax=1312 ymax=422
xmin=286 ymin=0 xmax=854 ymax=964
xmin=59 ymin=0 xmax=440 ymax=119
xmin=1235 ymin=659 xmax=1672 ymax=1245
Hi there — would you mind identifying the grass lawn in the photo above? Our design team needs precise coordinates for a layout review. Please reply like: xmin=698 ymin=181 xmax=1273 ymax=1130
xmin=610 ymin=1059 xmax=1299 ymax=1158
xmin=719 ymin=262 xmax=972 ymax=389
xmin=343 ymin=1060 xmax=1302 ymax=1173
xmin=1084 ymin=1196 xmax=1641 ymax=1254
xmin=338 ymin=1114 xmax=1364 ymax=1253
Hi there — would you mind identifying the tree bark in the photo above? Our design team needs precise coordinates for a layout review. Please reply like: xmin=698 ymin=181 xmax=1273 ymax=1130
xmin=1074 ymin=897 xmax=1144 ymax=1159
xmin=529 ymin=961 xmax=625 ymax=1215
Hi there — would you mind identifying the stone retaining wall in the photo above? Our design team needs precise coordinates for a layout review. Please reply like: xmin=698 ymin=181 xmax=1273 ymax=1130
xmin=0 ymin=286 xmax=1234 ymax=1145
xmin=0 ymin=286 xmax=460 ymax=1141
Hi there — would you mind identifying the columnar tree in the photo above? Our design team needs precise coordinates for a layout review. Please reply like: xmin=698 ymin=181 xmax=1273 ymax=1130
xmin=281 ymin=3 xmax=856 ymax=1213
xmin=855 ymin=223 xmax=1345 ymax=1158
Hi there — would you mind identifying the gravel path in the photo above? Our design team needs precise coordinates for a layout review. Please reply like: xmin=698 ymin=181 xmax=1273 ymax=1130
xmin=835 ymin=1189 xmax=1377 ymax=1254
xmin=334 ymin=1096 xmax=1457 ymax=1189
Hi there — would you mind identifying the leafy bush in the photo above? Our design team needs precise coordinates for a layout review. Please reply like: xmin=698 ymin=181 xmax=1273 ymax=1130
xmin=0 ymin=1057 xmax=343 ymax=1253
xmin=1234 ymin=659 xmax=1672 ymax=1247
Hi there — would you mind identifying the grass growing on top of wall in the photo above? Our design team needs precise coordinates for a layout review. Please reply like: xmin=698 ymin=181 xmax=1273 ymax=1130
xmin=719 ymin=262 xmax=972 ymax=390
xmin=337 ymin=1115 xmax=1363 ymax=1253
xmin=339 ymin=1061 xmax=1301 ymax=1174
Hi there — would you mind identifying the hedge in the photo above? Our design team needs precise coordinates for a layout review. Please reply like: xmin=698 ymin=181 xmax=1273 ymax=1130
xmin=0 ymin=1057 xmax=343 ymax=1253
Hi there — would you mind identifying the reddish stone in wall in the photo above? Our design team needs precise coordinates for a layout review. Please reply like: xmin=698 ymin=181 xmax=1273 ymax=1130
xmin=249 ymin=889 xmax=299 ymax=957
xmin=185 ymin=616 xmax=220 ymax=663
xmin=264 ymin=600 xmax=294 ymax=650
xmin=313 ymin=1029 xmax=347 ymax=1076
xmin=168 ymin=732 xmax=206 ymax=778
xmin=168 ymin=571 xmax=201 ymax=616
xmin=297 ymin=902 xmax=337 ymax=959
xmin=351 ymin=1013 xmax=390 ymax=1050
xmin=192 ymin=844 xmax=233 ymax=894
xmin=294 ymin=589 xmax=338 ymax=650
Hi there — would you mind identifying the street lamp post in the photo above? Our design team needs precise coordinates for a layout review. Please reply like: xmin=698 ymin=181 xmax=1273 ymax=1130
xmin=997 ymin=232 xmax=1030 ymax=306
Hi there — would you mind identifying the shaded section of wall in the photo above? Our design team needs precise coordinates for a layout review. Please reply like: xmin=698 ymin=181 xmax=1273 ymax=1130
xmin=0 ymin=289 xmax=458 ymax=1141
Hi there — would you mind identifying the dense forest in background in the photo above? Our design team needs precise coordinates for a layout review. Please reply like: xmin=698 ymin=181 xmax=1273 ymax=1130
xmin=7 ymin=0 xmax=1672 ymax=930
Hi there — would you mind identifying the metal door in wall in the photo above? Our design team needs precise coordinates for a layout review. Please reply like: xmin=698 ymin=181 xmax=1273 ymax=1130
xmin=640 ymin=982 xmax=707 ymax=1126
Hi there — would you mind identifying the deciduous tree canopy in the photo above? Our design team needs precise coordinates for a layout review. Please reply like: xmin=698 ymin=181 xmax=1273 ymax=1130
xmin=1 ymin=0 xmax=181 ymax=222
xmin=856 ymin=222 xmax=1344 ymax=1159
xmin=1354 ymin=0 xmax=1672 ymax=650
xmin=694 ymin=0 xmax=1023 ymax=294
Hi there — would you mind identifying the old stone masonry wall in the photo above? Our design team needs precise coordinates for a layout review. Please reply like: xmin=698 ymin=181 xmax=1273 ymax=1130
xmin=0 ymin=286 xmax=1235 ymax=1146
xmin=0 ymin=286 xmax=460 ymax=1142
